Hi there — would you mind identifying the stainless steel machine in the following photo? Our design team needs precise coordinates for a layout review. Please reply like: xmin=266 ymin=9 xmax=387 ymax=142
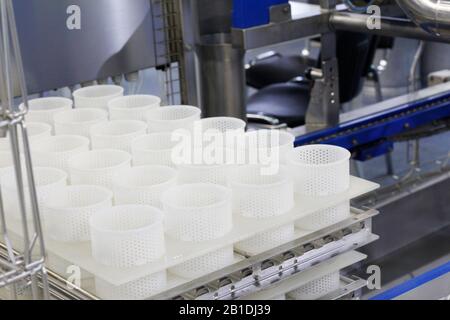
xmin=1 ymin=0 xmax=449 ymax=300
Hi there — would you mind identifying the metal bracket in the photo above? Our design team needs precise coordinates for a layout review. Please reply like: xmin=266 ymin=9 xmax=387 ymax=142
xmin=306 ymin=57 xmax=340 ymax=131
xmin=269 ymin=3 xmax=292 ymax=23
xmin=320 ymin=0 xmax=337 ymax=11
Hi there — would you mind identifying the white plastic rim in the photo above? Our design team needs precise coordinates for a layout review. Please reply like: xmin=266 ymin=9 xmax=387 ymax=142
xmin=90 ymin=120 xmax=147 ymax=152
xmin=177 ymin=162 xmax=236 ymax=186
xmin=32 ymin=135 xmax=90 ymax=172
xmin=54 ymin=108 xmax=108 ymax=137
xmin=42 ymin=185 xmax=113 ymax=242
xmin=131 ymin=133 xmax=180 ymax=167
xmin=1 ymin=167 xmax=67 ymax=220
xmin=296 ymin=201 xmax=351 ymax=231
xmin=0 ymin=122 xmax=52 ymax=153
xmin=68 ymin=149 xmax=132 ymax=188
xmin=1 ymin=166 xmax=68 ymax=193
xmin=169 ymin=246 xmax=234 ymax=279
xmin=95 ymin=271 xmax=167 ymax=300
xmin=162 ymin=183 xmax=233 ymax=242
xmin=23 ymin=97 xmax=73 ymax=127
xmin=235 ymin=224 xmax=295 ymax=254
xmin=113 ymin=165 xmax=177 ymax=208
xmin=0 ymin=153 xmax=25 ymax=182
xmin=195 ymin=117 xmax=247 ymax=155
xmin=199 ymin=117 xmax=247 ymax=133
xmin=145 ymin=105 xmax=201 ymax=133
xmin=73 ymin=85 xmax=124 ymax=110
xmin=287 ymin=145 xmax=351 ymax=196
xmin=229 ymin=165 xmax=294 ymax=218
xmin=25 ymin=122 xmax=53 ymax=141
xmin=90 ymin=205 xmax=166 ymax=268
xmin=108 ymin=95 xmax=161 ymax=121
xmin=288 ymin=272 xmax=340 ymax=300
xmin=244 ymin=130 xmax=295 ymax=165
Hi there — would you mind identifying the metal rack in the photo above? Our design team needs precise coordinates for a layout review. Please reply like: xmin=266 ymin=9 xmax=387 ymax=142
xmin=150 ymin=0 xmax=186 ymax=105
xmin=151 ymin=207 xmax=378 ymax=300
xmin=0 ymin=0 xmax=49 ymax=300
xmin=6 ymin=207 xmax=377 ymax=300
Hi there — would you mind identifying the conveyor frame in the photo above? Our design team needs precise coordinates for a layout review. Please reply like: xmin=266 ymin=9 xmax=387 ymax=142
xmin=0 ymin=208 xmax=378 ymax=300
xmin=151 ymin=207 xmax=378 ymax=300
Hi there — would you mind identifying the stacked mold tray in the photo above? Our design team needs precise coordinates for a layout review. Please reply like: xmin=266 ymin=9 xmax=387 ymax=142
xmin=1 ymin=87 xmax=379 ymax=300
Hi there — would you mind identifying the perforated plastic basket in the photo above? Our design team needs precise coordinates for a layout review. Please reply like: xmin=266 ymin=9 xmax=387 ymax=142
xmin=108 ymin=95 xmax=161 ymax=121
xmin=178 ymin=162 xmax=236 ymax=186
xmin=90 ymin=205 xmax=165 ymax=268
xmin=196 ymin=117 xmax=247 ymax=152
xmin=54 ymin=108 xmax=108 ymax=138
xmin=235 ymin=224 xmax=295 ymax=254
xmin=162 ymin=183 xmax=233 ymax=242
xmin=145 ymin=105 xmax=201 ymax=133
xmin=0 ymin=153 xmax=24 ymax=180
xmin=244 ymin=130 xmax=295 ymax=165
xmin=296 ymin=201 xmax=351 ymax=231
xmin=26 ymin=121 xmax=52 ymax=139
xmin=287 ymin=145 xmax=351 ymax=196
xmin=0 ymin=122 xmax=52 ymax=153
xmin=113 ymin=165 xmax=177 ymax=208
xmin=90 ymin=120 xmax=147 ymax=152
xmin=95 ymin=271 xmax=167 ymax=300
xmin=288 ymin=272 xmax=340 ymax=300
xmin=131 ymin=133 xmax=180 ymax=167
xmin=68 ymin=149 xmax=132 ymax=188
xmin=22 ymin=97 xmax=73 ymax=128
xmin=73 ymin=85 xmax=124 ymax=110
xmin=1 ymin=167 xmax=68 ymax=220
xmin=199 ymin=117 xmax=246 ymax=133
xmin=229 ymin=165 xmax=294 ymax=218
xmin=42 ymin=185 xmax=113 ymax=242
xmin=169 ymin=246 xmax=234 ymax=279
xmin=31 ymin=135 xmax=90 ymax=172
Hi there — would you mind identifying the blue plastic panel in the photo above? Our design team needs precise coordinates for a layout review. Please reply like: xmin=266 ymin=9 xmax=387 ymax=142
xmin=232 ymin=0 xmax=288 ymax=28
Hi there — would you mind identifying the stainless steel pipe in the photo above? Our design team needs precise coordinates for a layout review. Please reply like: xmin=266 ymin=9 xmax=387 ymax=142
xmin=396 ymin=0 xmax=450 ymax=37
xmin=196 ymin=33 xmax=247 ymax=120
xmin=330 ymin=12 xmax=450 ymax=44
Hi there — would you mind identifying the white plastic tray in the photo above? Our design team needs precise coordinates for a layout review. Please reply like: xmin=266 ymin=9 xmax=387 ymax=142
xmin=6 ymin=176 xmax=378 ymax=286
xmin=242 ymin=250 xmax=367 ymax=300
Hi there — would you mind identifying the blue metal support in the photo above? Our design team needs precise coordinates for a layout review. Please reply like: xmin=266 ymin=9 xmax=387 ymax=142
xmin=295 ymin=91 xmax=450 ymax=161
xmin=232 ymin=0 xmax=288 ymax=28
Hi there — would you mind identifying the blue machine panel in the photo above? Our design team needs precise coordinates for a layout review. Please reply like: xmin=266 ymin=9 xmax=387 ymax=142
xmin=232 ymin=0 xmax=288 ymax=28
xmin=295 ymin=92 xmax=450 ymax=161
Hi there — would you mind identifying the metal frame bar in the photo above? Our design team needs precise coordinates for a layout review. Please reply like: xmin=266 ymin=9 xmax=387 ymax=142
xmin=318 ymin=275 xmax=367 ymax=300
xmin=330 ymin=12 xmax=450 ymax=44
xmin=0 ymin=0 xmax=49 ymax=300
xmin=150 ymin=0 xmax=185 ymax=105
